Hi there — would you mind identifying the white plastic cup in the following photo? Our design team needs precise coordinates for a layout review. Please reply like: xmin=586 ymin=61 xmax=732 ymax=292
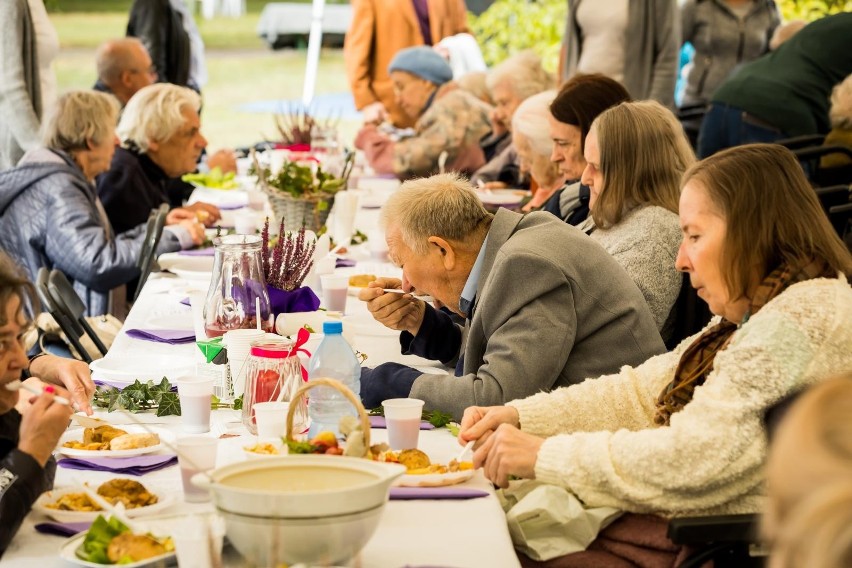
xmin=176 ymin=377 xmax=214 ymax=434
xmin=177 ymin=436 xmax=219 ymax=502
xmin=320 ymin=274 xmax=349 ymax=313
xmin=246 ymin=189 xmax=266 ymax=212
xmin=233 ymin=210 xmax=258 ymax=235
xmin=253 ymin=401 xmax=290 ymax=441
xmin=224 ymin=329 xmax=266 ymax=396
xmin=382 ymin=398 xmax=425 ymax=450
xmin=368 ymin=228 xmax=389 ymax=262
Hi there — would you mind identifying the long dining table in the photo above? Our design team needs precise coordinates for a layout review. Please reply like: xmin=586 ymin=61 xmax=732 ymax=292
xmin=2 ymin=181 xmax=522 ymax=568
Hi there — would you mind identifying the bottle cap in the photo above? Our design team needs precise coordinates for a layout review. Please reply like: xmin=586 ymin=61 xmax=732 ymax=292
xmin=322 ymin=321 xmax=343 ymax=334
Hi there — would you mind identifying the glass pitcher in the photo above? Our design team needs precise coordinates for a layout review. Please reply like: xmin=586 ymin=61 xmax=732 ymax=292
xmin=241 ymin=339 xmax=308 ymax=435
xmin=204 ymin=234 xmax=273 ymax=337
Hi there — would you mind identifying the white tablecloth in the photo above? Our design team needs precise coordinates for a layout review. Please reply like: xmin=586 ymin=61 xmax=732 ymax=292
xmin=3 ymin=191 xmax=521 ymax=568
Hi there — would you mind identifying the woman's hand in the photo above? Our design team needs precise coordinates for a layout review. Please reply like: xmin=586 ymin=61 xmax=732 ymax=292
xmin=474 ymin=423 xmax=543 ymax=488
xmin=358 ymin=277 xmax=425 ymax=335
xmin=458 ymin=405 xmax=520 ymax=445
xmin=17 ymin=385 xmax=74 ymax=467
xmin=176 ymin=220 xmax=206 ymax=245
xmin=28 ymin=355 xmax=94 ymax=415
xmin=184 ymin=202 xmax=222 ymax=226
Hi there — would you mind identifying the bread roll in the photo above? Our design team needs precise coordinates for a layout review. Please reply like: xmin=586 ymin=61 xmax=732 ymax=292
xmin=108 ymin=433 xmax=160 ymax=451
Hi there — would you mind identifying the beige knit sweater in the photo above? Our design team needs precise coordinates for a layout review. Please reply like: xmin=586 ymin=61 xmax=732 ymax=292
xmin=508 ymin=276 xmax=852 ymax=517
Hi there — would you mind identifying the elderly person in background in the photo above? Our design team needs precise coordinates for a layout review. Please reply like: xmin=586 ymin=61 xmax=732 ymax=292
xmin=578 ymin=101 xmax=692 ymax=340
xmin=698 ymin=12 xmax=852 ymax=157
xmin=472 ymin=51 xmax=554 ymax=189
xmin=97 ymin=84 xmax=221 ymax=235
xmin=542 ymin=73 xmax=631 ymax=225
xmin=0 ymin=91 xmax=203 ymax=317
xmin=344 ymin=0 xmax=469 ymax=127
xmin=821 ymin=73 xmax=852 ymax=170
xmin=355 ymin=47 xmax=492 ymax=178
xmin=93 ymin=38 xmax=157 ymax=107
xmin=509 ymin=91 xmax=563 ymax=212
xmin=356 ymin=174 xmax=665 ymax=419
xmin=0 ymin=253 xmax=75 ymax=557
xmin=764 ymin=375 xmax=852 ymax=568
xmin=459 ymin=144 xmax=852 ymax=565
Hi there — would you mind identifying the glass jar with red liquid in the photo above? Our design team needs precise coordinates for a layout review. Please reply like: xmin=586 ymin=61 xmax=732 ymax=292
xmin=241 ymin=339 xmax=307 ymax=435
xmin=204 ymin=234 xmax=273 ymax=337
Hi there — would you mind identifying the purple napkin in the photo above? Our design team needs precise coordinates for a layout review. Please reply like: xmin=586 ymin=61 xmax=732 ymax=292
xmin=125 ymin=328 xmax=196 ymax=344
xmin=389 ymin=487 xmax=488 ymax=500
xmin=335 ymin=258 xmax=356 ymax=268
xmin=217 ymin=203 xmax=245 ymax=211
xmin=369 ymin=416 xmax=435 ymax=430
xmin=178 ymin=247 xmax=215 ymax=256
xmin=58 ymin=454 xmax=178 ymax=476
xmin=35 ymin=521 xmax=91 ymax=537
xmin=180 ymin=297 xmax=192 ymax=307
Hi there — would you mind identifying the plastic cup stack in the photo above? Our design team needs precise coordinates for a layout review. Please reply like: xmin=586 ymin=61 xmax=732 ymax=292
xmin=223 ymin=329 xmax=266 ymax=398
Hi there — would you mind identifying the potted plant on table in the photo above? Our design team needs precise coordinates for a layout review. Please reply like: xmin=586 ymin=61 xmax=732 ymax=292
xmin=261 ymin=217 xmax=321 ymax=315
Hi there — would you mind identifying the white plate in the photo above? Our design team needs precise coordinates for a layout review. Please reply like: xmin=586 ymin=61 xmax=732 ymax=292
xmin=477 ymin=189 xmax=526 ymax=206
xmin=157 ymin=254 xmax=214 ymax=280
xmin=59 ymin=532 xmax=176 ymax=568
xmin=144 ymin=313 xmax=193 ymax=330
xmin=34 ymin=487 xmax=175 ymax=523
xmin=89 ymin=355 xmax=196 ymax=385
xmin=56 ymin=426 xmax=175 ymax=458
xmin=397 ymin=468 xmax=475 ymax=487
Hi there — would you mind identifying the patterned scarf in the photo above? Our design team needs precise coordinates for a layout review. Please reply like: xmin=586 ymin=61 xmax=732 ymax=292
xmin=654 ymin=258 xmax=835 ymax=426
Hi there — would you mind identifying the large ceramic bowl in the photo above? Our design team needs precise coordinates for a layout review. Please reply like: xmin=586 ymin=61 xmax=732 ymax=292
xmin=193 ymin=455 xmax=405 ymax=566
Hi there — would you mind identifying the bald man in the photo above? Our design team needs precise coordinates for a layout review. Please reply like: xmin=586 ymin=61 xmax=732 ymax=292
xmin=93 ymin=38 xmax=157 ymax=107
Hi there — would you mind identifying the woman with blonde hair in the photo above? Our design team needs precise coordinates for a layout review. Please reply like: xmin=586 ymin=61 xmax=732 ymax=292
xmin=764 ymin=375 xmax=852 ymax=568
xmin=578 ymin=100 xmax=694 ymax=339
xmin=459 ymin=144 xmax=852 ymax=565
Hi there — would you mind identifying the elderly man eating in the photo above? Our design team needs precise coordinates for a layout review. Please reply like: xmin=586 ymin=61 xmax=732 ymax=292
xmin=358 ymin=174 xmax=665 ymax=419
xmin=96 ymin=83 xmax=221 ymax=235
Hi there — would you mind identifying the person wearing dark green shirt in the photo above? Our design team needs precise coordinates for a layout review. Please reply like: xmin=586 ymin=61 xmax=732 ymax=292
xmin=697 ymin=12 xmax=852 ymax=158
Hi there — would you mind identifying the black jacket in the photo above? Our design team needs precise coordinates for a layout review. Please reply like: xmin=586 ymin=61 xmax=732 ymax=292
xmin=0 ymin=409 xmax=55 ymax=558
xmin=127 ymin=0 xmax=191 ymax=87
xmin=97 ymin=147 xmax=172 ymax=236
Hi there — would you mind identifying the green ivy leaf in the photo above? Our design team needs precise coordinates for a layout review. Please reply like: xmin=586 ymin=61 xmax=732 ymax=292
xmin=156 ymin=393 xmax=182 ymax=417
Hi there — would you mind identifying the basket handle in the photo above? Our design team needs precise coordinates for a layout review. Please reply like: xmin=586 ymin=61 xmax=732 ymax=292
xmin=285 ymin=377 xmax=371 ymax=451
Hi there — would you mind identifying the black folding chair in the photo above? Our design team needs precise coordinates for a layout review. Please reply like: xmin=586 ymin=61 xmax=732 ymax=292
xmin=34 ymin=267 xmax=93 ymax=362
xmin=829 ymin=202 xmax=852 ymax=249
xmin=134 ymin=203 xmax=169 ymax=301
xmin=47 ymin=269 xmax=109 ymax=358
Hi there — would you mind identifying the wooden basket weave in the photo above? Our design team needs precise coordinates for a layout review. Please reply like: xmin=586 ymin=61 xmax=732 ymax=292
xmin=285 ymin=378 xmax=370 ymax=451
xmin=265 ymin=190 xmax=334 ymax=233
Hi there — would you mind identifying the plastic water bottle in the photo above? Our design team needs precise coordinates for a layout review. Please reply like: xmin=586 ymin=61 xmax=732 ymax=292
xmin=307 ymin=321 xmax=361 ymax=439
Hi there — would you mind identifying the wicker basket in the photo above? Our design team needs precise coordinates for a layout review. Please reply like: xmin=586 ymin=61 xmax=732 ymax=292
xmin=286 ymin=377 xmax=371 ymax=453
xmin=265 ymin=190 xmax=334 ymax=233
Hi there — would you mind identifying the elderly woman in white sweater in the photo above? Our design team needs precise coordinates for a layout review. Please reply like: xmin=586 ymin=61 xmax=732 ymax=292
xmin=578 ymin=100 xmax=693 ymax=340
xmin=460 ymin=144 xmax=852 ymax=564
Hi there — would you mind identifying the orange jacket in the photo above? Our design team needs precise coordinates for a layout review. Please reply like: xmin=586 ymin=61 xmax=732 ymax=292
xmin=344 ymin=0 xmax=470 ymax=126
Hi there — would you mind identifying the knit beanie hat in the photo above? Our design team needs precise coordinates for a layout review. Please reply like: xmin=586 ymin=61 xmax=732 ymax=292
xmin=388 ymin=47 xmax=453 ymax=85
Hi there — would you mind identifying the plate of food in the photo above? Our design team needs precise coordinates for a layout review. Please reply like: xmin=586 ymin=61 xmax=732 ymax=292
xmin=379 ymin=448 xmax=475 ymax=487
xmin=156 ymin=253 xmax=214 ymax=280
xmin=59 ymin=515 xmax=175 ymax=567
xmin=35 ymin=479 xmax=174 ymax=523
xmin=57 ymin=425 xmax=173 ymax=458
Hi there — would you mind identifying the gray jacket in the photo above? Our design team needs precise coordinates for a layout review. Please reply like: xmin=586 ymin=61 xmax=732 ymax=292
xmin=409 ymin=209 xmax=666 ymax=418
xmin=0 ymin=148 xmax=181 ymax=316
xmin=0 ymin=0 xmax=41 ymax=170
xmin=680 ymin=0 xmax=780 ymax=106
xmin=562 ymin=0 xmax=680 ymax=108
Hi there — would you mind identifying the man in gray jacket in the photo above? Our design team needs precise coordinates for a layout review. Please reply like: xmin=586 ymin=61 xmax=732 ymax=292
xmin=358 ymin=174 xmax=665 ymax=419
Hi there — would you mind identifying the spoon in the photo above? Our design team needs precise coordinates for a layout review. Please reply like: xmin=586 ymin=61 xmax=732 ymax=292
xmin=455 ymin=440 xmax=474 ymax=463
xmin=438 ymin=151 xmax=448 ymax=174
xmin=381 ymin=289 xmax=434 ymax=302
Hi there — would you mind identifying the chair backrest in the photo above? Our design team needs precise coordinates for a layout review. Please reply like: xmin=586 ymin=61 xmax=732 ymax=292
xmin=47 ymin=270 xmax=109 ymax=356
xmin=829 ymin=203 xmax=852 ymax=249
xmin=34 ymin=267 xmax=93 ymax=362
xmin=665 ymin=273 xmax=714 ymax=351
xmin=135 ymin=203 xmax=170 ymax=301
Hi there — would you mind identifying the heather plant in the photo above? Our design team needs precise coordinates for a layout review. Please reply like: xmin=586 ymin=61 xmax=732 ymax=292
xmin=261 ymin=217 xmax=316 ymax=291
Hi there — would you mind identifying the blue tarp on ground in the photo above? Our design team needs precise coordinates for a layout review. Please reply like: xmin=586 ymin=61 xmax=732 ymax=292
xmin=236 ymin=92 xmax=361 ymax=120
